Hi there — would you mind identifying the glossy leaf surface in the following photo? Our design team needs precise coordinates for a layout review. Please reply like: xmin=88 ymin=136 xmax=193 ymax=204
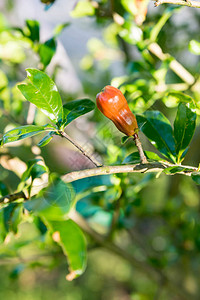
xmin=137 ymin=111 xmax=176 ymax=162
xmin=37 ymin=131 xmax=55 ymax=147
xmin=174 ymin=102 xmax=196 ymax=162
xmin=18 ymin=69 xmax=63 ymax=125
xmin=39 ymin=38 xmax=56 ymax=68
xmin=0 ymin=125 xmax=50 ymax=146
xmin=63 ymin=99 xmax=95 ymax=126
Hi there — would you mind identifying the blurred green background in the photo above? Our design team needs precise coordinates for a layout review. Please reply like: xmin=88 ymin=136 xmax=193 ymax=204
xmin=0 ymin=0 xmax=200 ymax=299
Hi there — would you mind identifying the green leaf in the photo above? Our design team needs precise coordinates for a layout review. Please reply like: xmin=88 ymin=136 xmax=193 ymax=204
xmin=137 ymin=111 xmax=176 ymax=162
xmin=165 ymin=92 xmax=196 ymax=108
xmin=21 ymin=159 xmax=44 ymax=182
xmin=25 ymin=20 xmax=40 ymax=42
xmin=163 ymin=166 xmax=187 ymax=175
xmin=123 ymin=151 xmax=166 ymax=164
xmin=47 ymin=219 xmax=87 ymax=280
xmin=191 ymin=172 xmax=200 ymax=185
xmin=18 ymin=68 xmax=63 ymax=125
xmin=39 ymin=38 xmax=56 ymax=68
xmin=0 ymin=182 xmax=9 ymax=197
xmin=70 ymin=1 xmax=95 ymax=18
xmin=189 ymin=40 xmax=200 ymax=55
xmin=53 ymin=22 xmax=70 ymax=37
xmin=174 ymin=102 xmax=196 ymax=162
xmin=3 ymin=203 xmax=23 ymax=234
xmin=121 ymin=136 xmax=132 ymax=144
xmin=119 ymin=21 xmax=143 ymax=45
xmin=1 ymin=125 xmax=50 ymax=146
xmin=24 ymin=175 xmax=76 ymax=220
xmin=37 ymin=131 xmax=55 ymax=147
xmin=63 ymin=99 xmax=95 ymax=126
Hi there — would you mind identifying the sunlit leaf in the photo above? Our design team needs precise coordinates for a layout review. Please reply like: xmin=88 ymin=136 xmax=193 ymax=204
xmin=71 ymin=1 xmax=95 ymax=18
xmin=165 ymin=92 xmax=196 ymax=108
xmin=119 ymin=21 xmax=143 ymax=45
xmin=0 ymin=125 xmax=51 ymax=146
xmin=37 ymin=131 xmax=55 ymax=147
xmin=25 ymin=20 xmax=40 ymax=42
xmin=54 ymin=22 xmax=70 ymax=36
xmin=189 ymin=40 xmax=200 ymax=55
xmin=39 ymin=38 xmax=56 ymax=68
xmin=47 ymin=219 xmax=87 ymax=280
xmin=18 ymin=69 xmax=63 ymax=125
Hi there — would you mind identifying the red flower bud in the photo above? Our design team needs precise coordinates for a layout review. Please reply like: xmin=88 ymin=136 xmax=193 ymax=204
xmin=96 ymin=85 xmax=138 ymax=136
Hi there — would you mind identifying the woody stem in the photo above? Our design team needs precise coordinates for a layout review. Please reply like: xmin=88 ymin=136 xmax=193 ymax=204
xmin=133 ymin=133 xmax=148 ymax=164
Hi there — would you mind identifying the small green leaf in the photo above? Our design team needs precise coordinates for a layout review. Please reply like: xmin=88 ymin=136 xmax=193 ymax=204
xmin=63 ymin=99 xmax=95 ymax=126
xmin=70 ymin=1 xmax=95 ymax=18
xmin=165 ymin=92 xmax=196 ymax=108
xmin=123 ymin=151 xmax=165 ymax=164
xmin=47 ymin=219 xmax=87 ymax=280
xmin=53 ymin=22 xmax=70 ymax=37
xmin=119 ymin=21 xmax=143 ymax=45
xmin=21 ymin=158 xmax=44 ymax=182
xmin=174 ymin=102 xmax=196 ymax=162
xmin=24 ymin=175 xmax=76 ymax=220
xmin=1 ymin=125 xmax=50 ymax=146
xmin=189 ymin=40 xmax=200 ymax=55
xmin=3 ymin=203 xmax=23 ymax=234
xmin=163 ymin=166 xmax=187 ymax=175
xmin=18 ymin=69 xmax=63 ymax=125
xmin=137 ymin=111 xmax=176 ymax=162
xmin=26 ymin=20 xmax=40 ymax=42
xmin=38 ymin=131 xmax=55 ymax=147
xmin=121 ymin=136 xmax=132 ymax=144
xmin=191 ymin=172 xmax=200 ymax=185
xmin=0 ymin=182 xmax=9 ymax=197
xmin=39 ymin=38 xmax=56 ymax=68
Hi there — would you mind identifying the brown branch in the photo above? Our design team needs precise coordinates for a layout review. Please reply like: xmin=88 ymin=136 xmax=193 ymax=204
xmin=0 ymin=161 xmax=197 ymax=204
xmin=133 ymin=133 xmax=148 ymax=164
xmin=61 ymin=162 xmax=197 ymax=183
xmin=58 ymin=130 xmax=102 ymax=167
xmin=0 ymin=191 xmax=27 ymax=204
xmin=154 ymin=0 xmax=200 ymax=8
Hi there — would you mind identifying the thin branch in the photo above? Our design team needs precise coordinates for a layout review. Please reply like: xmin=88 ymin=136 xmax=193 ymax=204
xmin=148 ymin=42 xmax=195 ymax=85
xmin=154 ymin=0 xmax=200 ymax=8
xmin=61 ymin=162 xmax=196 ymax=183
xmin=133 ymin=133 xmax=148 ymax=164
xmin=0 ymin=161 xmax=197 ymax=204
xmin=0 ymin=191 xmax=27 ymax=204
xmin=58 ymin=130 xmax=102 ymax=167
